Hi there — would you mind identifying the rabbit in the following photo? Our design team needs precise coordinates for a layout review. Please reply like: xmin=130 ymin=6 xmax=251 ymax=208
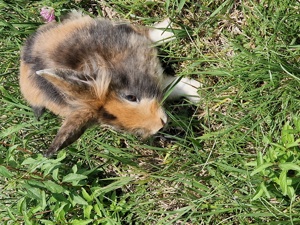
xmin=19 ymin=10 xmax=201 ymax=157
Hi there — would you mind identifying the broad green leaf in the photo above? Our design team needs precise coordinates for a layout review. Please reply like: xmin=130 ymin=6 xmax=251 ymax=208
xmin=17 ymin=197 xmax=26 ymax=214
xmin=266 ymin=146 xmax=277 ymax=162
xmin=287 ymin=186 xmax=295 ymax=201
xmin=281 ymin=123 xmax=294 ymax=145
xmin=269 ymin=143 xmax=285 ymax=150
xmin=41 ymin=190 xmax=47 ymax=210
xmin=94 ymin=204 xmax=102 ymax=217
xmin=22 ymin=156 xmax=48 ymax=173
xmin=252 ymin=182 xmax=266 ymax=201
xmin=22 ymin=184 xmax=43 ymax=200
xmin=279 ymin=170 xmax=288 ymax=196
xmin=82 ymin=188 xmax=93 ymax=202
xmin=39 ymin=220 xmax=55 ymax=225
xmin=279 ymin=163 xmax=300 ymax=172
xmin=83 ymin=205 xmax=93 ymax=219
xmin=262 ymin=136 xmax=271 ymax=144
xmin=52 ymin=167 xmax=59 ymax=181
xmin=71 ymin=219 xmax=93 ymax=225
xmin=6 ymin=207 xmax=17 ymax=221
xmin=29 ymin=205 xmax=43 ymax=215
xmin=250 ymin=162 xmax=273 ymax=176
xmin=285 ymin=139 xmax=300 ymax=149
xmin=0 ymin=165 xmax=13 ymax=178
xmin=26 ymin=180 xmax=46 ymax=189
xmin=52 ymin=193 xmax=68 ymax=203
xmin=43 ymin=180 xmax=65 ymax=193
xmin=42 ymin=162 xmax=61 ymax=177
xmin=62 ymin=173 xmax=87 ymax=183
xmin=23 ymin=211 xmax=32 ymax=225
xmin=245 ymin=161 xmax=257 ymax=166
xmin=72 ymin=164 xmax=78 ymax=174
xmin=70 ymin=193 xmax=88 ymax=206
xmin=293 ymin=116 xmax=300 ymax=132
xmin=21 ymin=157 xmax=37 ymax=165
xmin=54 ymin=202 xmax=68 ymax=220
xmin=257 ymin=151 xmax=264 ymax=166
xmin=54 ymin=150 xmax=67 ymax=162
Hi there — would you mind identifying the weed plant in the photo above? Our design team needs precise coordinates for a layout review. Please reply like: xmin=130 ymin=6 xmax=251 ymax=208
xmin=1 ymin=0 xmax=300 ymax=224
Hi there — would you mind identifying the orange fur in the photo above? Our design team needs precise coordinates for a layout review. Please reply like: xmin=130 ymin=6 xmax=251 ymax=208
xmin=20 ymin=61 xmax=71 ymax=116
xmin=103 ymin=94 xmax=165 ymax=137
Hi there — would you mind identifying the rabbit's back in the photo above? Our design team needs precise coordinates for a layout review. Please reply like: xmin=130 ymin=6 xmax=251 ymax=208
xmin=22 ymin=16 xmax=158 ymax=74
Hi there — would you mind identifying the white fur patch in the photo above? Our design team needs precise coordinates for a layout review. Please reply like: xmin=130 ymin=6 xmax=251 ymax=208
xmin=149 ymin=18 xmax=175 ymax=44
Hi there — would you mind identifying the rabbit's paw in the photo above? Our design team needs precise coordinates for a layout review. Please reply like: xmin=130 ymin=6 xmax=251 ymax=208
xmin=179 ymin=77 xmax=201 ymax=103
xmin=164 ymin=76 xmax=201 ymax=103
xmin=149 ymin=18 xmax=175 ymax=44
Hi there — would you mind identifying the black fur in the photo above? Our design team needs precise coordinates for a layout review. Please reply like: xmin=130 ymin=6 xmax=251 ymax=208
xmin=35 ymin=76 xmax=66 ymax=105
xmin=100 ymin=107 xmax=117 ymax=121
xmin=32 ymin=106 xmax=45 ymax=120
xmin=111 ymin=71 xmax=161 ymax=100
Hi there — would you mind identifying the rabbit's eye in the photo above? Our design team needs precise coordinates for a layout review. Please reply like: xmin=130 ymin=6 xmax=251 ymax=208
xmin=125 ymin=95 xmax=138 ymax=102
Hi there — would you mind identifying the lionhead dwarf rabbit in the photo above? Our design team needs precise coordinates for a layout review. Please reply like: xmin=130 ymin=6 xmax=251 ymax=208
xmin=20 ymin=11 xmax=200 ymax=157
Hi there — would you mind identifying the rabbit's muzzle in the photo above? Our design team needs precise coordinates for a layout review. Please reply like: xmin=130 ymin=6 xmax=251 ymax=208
xmin=101 ymin=94 xmax=167 ymax=138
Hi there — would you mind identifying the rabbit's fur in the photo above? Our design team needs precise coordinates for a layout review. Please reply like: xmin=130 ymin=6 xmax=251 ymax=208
xmin=20 ymin=11 xmax=200 ymax=157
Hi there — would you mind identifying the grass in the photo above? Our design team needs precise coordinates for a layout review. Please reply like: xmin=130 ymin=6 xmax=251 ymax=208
xmin=1 ymin=0 xmax=300 ymax=224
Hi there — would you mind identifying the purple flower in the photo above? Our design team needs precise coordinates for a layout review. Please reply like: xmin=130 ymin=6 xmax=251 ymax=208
xmin=40 ymin=7 xmax=55 ymax=23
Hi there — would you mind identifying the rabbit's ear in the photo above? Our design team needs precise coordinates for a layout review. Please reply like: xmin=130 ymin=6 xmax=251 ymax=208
xmin=44 ymin=109 xmax=96 ymax=157
xmin=36 ymin=69 xmax=92 ymax=95
xmin=36 ymin=69 xmax=110 ymax=100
